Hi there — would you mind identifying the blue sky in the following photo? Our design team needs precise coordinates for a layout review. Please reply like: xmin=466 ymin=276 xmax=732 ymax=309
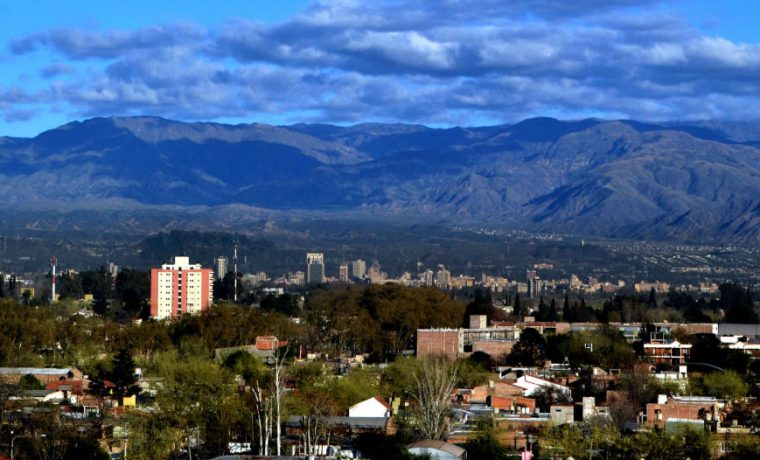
xmin=1 ymin=0 xmax=760 ymax=136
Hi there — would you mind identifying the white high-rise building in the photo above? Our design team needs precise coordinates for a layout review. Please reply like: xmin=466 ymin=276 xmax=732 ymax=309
xmin=215 ymin=256 xmax=228 ymax=281
xmin=435 ymin=265 xmax=451 ymax=288
xmin=351 ymin=259 xmax=366 ymax=279
xmin=339 ymin=263 xmax=350 ymax=282
xmin=306 ymin=253 xmax=325 ymax=284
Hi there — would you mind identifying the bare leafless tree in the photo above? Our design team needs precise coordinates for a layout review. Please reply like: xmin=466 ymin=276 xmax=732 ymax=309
xmin=273 ymin=350 xmax=287 ymax=457
xmin=410 ymin=356 xmax=459 ymax=440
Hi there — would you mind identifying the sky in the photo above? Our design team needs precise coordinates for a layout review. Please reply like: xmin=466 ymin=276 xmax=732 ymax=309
xmin=1 ymin=0 xmax=760 ymax=136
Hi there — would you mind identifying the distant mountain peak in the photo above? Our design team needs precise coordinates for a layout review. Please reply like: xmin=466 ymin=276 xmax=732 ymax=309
xmin=3 ymin=115 xmax=760 ymax=244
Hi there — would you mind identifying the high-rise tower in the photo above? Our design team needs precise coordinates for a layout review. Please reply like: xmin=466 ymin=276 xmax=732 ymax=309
xmin=306 ymin=253 xmax=325 ymax=284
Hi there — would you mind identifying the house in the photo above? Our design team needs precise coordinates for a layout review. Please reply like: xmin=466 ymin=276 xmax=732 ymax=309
xmin=408 ymin=440 xmax=466 ymax=460
xmin=646 ymin=395 xmax=718 ymax=429
xmin=213 ymin=336 xmax=289 ymax=362
xmin=46 ymin=379 xmax=85 ymax=394
xmin=643 ymin=339 xmax=692 ymax=367
xmin=653 ymin=365 xmax=689 ymax=391
xmin=468 ymin=381 xmax=524 ymax=403
xmin=285 ymin=415 xmax=394 ymax=439
xmin=349 ymin=396 xmax=392 ymax=418
xmin=550 ymin=405 xmax=574 ymax=425
xmin=488 ymin=395 xmax=536 ymax=414
xmin=0 ymin=367 xmax=82 ymax=385
xmin=513 ymin=375 xmax=571 ymax=399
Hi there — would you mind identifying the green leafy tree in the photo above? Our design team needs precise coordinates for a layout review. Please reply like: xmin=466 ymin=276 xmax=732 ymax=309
xmin=725 ymin=436 xmax=760 ymax=460
xmin=18 ymin=374 xmax=44 ymax=390
xmin=465 ymin=420 xmax=511 ymax=460
xmin=535 ymin=296 xmax=549 ymax=321
xmin=382 ymin=356 xmax=421 ymax=400
xmin=125 ymin=412 xmax=179 ymax=460
xmin=562 ymin=293 xmax=570 ymax=321
xmin=506 ymin=328 xmax=546 ymax=367
xmin=353 ymin=433 xmax=420 ymax=460
xmin=702 ymin=370 xmax=748 ymax=400
xmin=110 ymin=348 xmax=139 ymax=404
xmin=540 ymin=415 xmax=619 ymax=459
xmin=114 ymin=269 xmax=150 ymax=318
xmin=513 ymin=294 xmax=522 ymax=319
xmin=260 ymin=293 xmax=300 ymax=316
xmin=155 ymin=353 xmax=242 ymax=459
xmin=58 ymin=272 xmax=83 ymax=300
xmin=464 ymin=289 xmax=494 ymax=323
xmin=610 ymin=430 xmax=689 ymax=460
xmin=648 ymin=287 xmax=658 ymax=309
xmin=722 ymin=283 xmax=757 ymax=323
xmin=547 ymin=297 xmax=559 ymax=321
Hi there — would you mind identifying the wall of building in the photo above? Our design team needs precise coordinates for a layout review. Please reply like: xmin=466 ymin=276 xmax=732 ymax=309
xmin=416 ymin=330 xmax=460 ymax=359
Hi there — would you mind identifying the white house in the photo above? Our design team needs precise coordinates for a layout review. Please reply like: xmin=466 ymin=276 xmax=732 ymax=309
xmin=514 ymin=375 xmax=571 ymax=399
xmin=348 ymin=396 xmax=392 ymax=418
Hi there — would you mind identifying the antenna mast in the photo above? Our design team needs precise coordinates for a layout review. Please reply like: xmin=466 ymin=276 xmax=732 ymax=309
xmin=51 ymin=255 xmax=57 ymax=303
xmin=233 ymin=240 xmax=238 ymax=302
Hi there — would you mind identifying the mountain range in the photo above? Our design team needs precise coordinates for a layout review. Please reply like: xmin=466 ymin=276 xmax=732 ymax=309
xmin=2 ymin=116 xmax=760 ymax=244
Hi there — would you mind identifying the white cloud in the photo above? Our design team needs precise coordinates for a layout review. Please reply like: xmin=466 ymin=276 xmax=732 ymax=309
xmin=6 ymin=0 xmax=760 ymax=125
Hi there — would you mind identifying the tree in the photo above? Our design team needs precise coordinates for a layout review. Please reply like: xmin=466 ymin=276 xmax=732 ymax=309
xmin=125 ymin=412 xmax=177 ymax=460
xmin=110 ymin=348 xmax=139 ymax=405
xmin=506 ymin=328 xmax=546 ymax=367
xmin=702 ymin=371 xmax=747 ymax=401
xmin=214 ymin=272 xmax=243 ymax=301
xmin=547 ymin=297 xmax=559 ymax=321
xmin=562 ymin=293 xmax=570 ymax=321
xmin=610 ymin=429 xmax=698 ymax=460
xmin=410 ymin=357 xmax=459 ymax=440
xmin=18 ymin=374 xmax=44 ymax=390
xmin=540 ymin=415 xmax=619 ymax=460
xmin=535 ymin=296 xmax=549 ymax=321
xmin=648 ymin=287 xmax=657 ymax=309
xmin=155 ymin=353 xmax=241 ymax=459
xmin=114 ymin=269 xmax=150 ymax=318
xmin=58 ymin=272 xmax=83 ymax=300
xmin=465 ymin=420 xmax=511 ymax=460
xmin=464 ymin=289 xmax=494 ymax=323
xmin=382 ymin=356 xmax=421 ymax=400
xmin=725 ymin=436 xmax=760 ymax=460
xmin=513 ymin=294 xmax=522 ymax=319
xmin=690 ymin=333 xmax=750 ymax=374
xmin=354 ymin=433 xmax=419 ymax=460
xmin=8 ymin=274 xmax=16 ymax=297
xmin=722 ymin=283 xmax=757 ymax=323
xmin=260 ymin=293 xmax=299 ymax=316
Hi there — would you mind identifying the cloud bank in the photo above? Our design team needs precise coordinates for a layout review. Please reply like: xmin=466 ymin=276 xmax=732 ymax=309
xmin=4 ymin=0 xmax=760 ymax=127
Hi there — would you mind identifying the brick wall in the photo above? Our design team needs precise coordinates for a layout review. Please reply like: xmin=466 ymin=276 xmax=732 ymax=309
xmin=416 ymin=330 xmax=460 ymax=359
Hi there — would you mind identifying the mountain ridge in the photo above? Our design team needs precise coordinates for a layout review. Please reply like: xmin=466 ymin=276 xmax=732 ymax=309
xmin=3 ymin=115 xmax=760 ymax=244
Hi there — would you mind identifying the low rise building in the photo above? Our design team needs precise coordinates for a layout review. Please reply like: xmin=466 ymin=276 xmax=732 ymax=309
xmin=349 ymin=396 xmax=392 ymax=418
xmin=0 ymin=367 xmax=82 ymax=385
xmin=417 ymin=317 xmax=519 ymax=360
xmin=646 ymin=395 xmax=718 ymax=429
xmin=644 ymin=339 xmax=692 ymax=367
